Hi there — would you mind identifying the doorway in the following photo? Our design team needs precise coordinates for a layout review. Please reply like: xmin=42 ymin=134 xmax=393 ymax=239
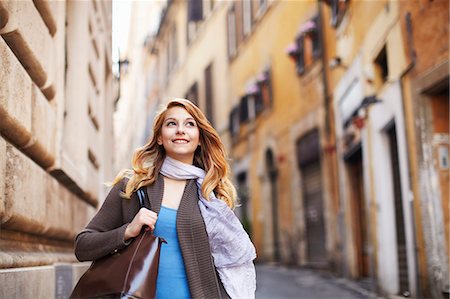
xmin=296 ymin=130 xmax=326 ymax=265
xmin=344 ymin=145 xmax=370 ymax=277
xmin=386 ymin=123 xmax=410 ymax=296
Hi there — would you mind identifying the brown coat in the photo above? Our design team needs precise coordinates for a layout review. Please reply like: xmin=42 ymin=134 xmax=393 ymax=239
xmin=74 ymin=174 xmax=229 ymax=299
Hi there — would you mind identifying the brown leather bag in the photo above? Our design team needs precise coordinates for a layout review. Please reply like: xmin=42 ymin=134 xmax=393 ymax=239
xmin=70 ymin=188 xmax=165 ymax=299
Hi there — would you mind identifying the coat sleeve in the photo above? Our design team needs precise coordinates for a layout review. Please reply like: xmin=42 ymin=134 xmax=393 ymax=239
xmin=74 ymin=178 xmax=132 ymax=262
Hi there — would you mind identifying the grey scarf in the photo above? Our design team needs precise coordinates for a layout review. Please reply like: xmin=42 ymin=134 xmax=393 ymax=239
xmin=160 ymin=156 xmax=256 ymax=298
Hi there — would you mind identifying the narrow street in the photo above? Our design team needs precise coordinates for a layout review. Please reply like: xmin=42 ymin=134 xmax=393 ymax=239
xmin=256 ymin=264 xmax=381 ymax=299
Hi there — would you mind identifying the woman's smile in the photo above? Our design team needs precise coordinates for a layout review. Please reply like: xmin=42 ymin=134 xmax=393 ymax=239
xmin=172 ymin=138 xmax=189 ymax=144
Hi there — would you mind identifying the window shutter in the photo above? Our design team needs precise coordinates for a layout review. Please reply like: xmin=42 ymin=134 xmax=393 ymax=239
xmin=229 ymin=106 xmax=240 ymax=136
xmin=239 ymin=96 xmax=249 ymax=123
xmin=312 ymin=16 xmax=322 ymax=59
xmin=296 ymin=35 xmax=305 ymax=75
xmin=227 ymin=4 xmax=237 ymax=58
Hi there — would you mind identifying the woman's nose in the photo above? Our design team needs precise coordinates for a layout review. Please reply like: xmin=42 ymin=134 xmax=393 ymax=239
xmin=176 ymin=125 xmax=185 ymax=134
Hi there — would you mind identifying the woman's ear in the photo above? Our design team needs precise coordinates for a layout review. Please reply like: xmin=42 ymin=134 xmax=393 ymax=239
xmin=157 ymin=137 xmax=162 ymax=145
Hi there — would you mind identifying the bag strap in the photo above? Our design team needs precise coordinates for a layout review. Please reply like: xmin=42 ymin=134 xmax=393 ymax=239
xmin=136 ymin=187 xmax=156 ymax=233
xmin=136 ymin=188 xmax=146 ymax=209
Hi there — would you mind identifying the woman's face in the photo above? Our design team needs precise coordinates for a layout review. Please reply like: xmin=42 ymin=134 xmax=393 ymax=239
xmin=158 ymin=106 xmax=200 ymax=164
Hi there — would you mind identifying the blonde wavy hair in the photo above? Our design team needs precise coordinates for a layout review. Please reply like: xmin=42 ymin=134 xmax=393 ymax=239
xmin=111 ymin=98 xmax=237 ymax=208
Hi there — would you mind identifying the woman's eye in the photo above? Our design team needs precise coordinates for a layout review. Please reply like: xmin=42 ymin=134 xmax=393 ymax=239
xmin=186 ymin=121 xmax=196 ymax=127
xmin=167 ymin=121 xmax=176 ymax=126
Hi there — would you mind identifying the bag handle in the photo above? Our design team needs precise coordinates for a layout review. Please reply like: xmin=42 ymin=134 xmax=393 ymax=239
xmin=136 ymin=188 xmax=154 ymax=233
xmin=136 ymin=188 xmax=146 ymax=209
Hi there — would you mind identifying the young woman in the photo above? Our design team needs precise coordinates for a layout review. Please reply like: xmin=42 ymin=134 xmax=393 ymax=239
xmin=74 ymin=99 xmax=256 ymax=299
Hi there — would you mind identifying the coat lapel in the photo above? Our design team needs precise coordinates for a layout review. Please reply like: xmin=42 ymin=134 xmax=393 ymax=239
xmin=145 ymin=174 xmax=164 ymax=212
xmin=177 ymin=179 xmax=222 ymax=299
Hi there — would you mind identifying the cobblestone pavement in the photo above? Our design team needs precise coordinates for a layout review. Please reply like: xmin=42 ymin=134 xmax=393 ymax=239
xmin=255 ymin=264 xmax=383 ymax=299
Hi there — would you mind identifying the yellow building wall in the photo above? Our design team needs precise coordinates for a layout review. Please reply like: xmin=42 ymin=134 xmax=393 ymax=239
xmin=229 ymin=0 xmax=334 ymax=264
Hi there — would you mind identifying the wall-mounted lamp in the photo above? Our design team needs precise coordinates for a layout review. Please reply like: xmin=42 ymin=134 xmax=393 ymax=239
xmin=118 ymin=58 xmax=130 ymax=76
xmin=351 ymin=95 xmax=382 ymax=129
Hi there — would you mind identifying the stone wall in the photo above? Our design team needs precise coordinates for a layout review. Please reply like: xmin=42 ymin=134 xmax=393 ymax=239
xmin=0 ymin=1 xmax=115 ymax=298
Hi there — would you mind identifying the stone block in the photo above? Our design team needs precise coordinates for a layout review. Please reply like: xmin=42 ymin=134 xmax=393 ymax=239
xmin=0 ymin=250 xmax=76 ymax=269
xmin=87 ymin=121 xmax=100 ymax=164
xmin=0 ymin=265 xmax=55 ymax=299
xmin=45 ymin=175 xmax=74 ymax=239
xmin=85 ymin=160 xmax=100 ymax=202
xmin=0 ymin=38 xmax=32 ymax=131
xmin=31 ymin=84 xmax=56 ymax=158
xmin=3 ymin=143 xmax=78 ymax=239
xmin=1 ymin=0 xmax=55 ymax=99
xmin=33 ymin=0 xmax=58 ymax=36
xmin=4 ymin=143 xmax=47 ymax=233
xmin=0 ymin=137 xmax=6 ymax=221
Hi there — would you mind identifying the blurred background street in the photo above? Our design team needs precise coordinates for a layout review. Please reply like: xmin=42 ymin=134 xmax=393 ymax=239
xmin=256 ymin=264 xmax=380 ymax=299
xmin=0 ymin=0 xmax=448 ymax=298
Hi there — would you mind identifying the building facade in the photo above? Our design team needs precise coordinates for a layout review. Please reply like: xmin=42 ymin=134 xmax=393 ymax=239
xmin=0 ymin=1 xmax=116 ymax=298
xmin=147 ymin=0 xmax=342 ymax=271
xmin=328 ymin=0 xmax=449 ymax=297
xmin=226 ymin=0 xmax=341 ymax=273
xmin=89 ymin=0 xmax=448 ymax=298
xmin=330 ymin=0 xmax=417 ymax=296
xmin=399 ymin=1 xmax=449 ymax=297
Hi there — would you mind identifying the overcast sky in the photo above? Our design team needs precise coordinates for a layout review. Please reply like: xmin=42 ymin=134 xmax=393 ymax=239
xmin=112 ymin=0 xmax=132 ymax=73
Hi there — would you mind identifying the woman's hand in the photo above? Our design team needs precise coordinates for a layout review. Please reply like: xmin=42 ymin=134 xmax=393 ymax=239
xmin=124 ymin=208 xmax=158 ymax=241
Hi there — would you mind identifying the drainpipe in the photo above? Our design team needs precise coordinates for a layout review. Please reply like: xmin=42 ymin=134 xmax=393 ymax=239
xmin=398 ymin=11 xmax=421 ymax=298
xmin=318 ymin=1 xmax=331 ymax=137
xmin=317 ymin=0 xmax=342 ymax=275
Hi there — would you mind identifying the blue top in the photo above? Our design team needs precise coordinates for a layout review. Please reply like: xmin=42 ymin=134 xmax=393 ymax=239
xmin=153 ymin=206 xmax=191 ymax=299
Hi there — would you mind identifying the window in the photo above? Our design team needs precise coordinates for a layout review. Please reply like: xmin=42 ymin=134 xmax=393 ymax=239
xmin=203 ymin=0 xmax=215 ymax=17
xmin=246 ymin=92 xmax=256 ymax=120
xmin=259 ymin=0 xmax=267 ymax=12
xmin=185 ymin=82 xmax=199 ymax=105
xmin=187 ymin=0 xmax=202 ymax=44
xmin=253 ymin=0 xmax=268 ymax=19
xmin=165 ymin=44 xmax=170 ymax=84
xmin=188 ymin=0 xmax=203 ymax=22
xmin=204 ymin=63 xmax=214 ymax=126
xmin=227 ymin=4 xmax=237 ymax=58
xmin=254 ymin=91 xmax=264 ymax=115
xmin=169 ymin=26 xmax=178 ymax=71
xmin=302 ymin=17 xmax=321 ymax=67
xmin=311 ymin=16 xmax=321 ymax=59
xmin=286 ymin=16 xmax=321 ymax=76
xmin=243 ymin=0 xmax=252 ymax=37
xmin=235 ymin=0 xmax=244 ymax=48
xmin=257 ymin=69 xmax=273 ymax=110
xmin=295 ymin=35 xmax=305 ymax=75
xmin=239 ymin=96 xmax=249 ymax=123
xmin=187 ymin=20 xmax=199 ymax=45
xmin=324 ymin=0 xmax=349 ymax=28
xmin=229 ymin=106 xmax=240 ymax=136
xmin=374 ymin=46 xmax=388 ymax=84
